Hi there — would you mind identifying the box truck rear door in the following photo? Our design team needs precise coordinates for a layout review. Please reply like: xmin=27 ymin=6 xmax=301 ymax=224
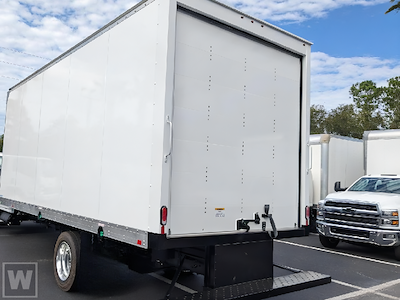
xmin=169 ymin=9 xmax=302 ymax=236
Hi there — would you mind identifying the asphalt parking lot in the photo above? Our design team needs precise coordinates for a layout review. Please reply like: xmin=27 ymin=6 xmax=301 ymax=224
xmin=1 ymin=221 xmax=400 ymax=300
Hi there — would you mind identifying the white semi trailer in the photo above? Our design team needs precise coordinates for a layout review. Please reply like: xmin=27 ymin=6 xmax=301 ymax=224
xmin=317 ymin=129 xmax=400 ymax=260
xmin=309 ymin=134 xmax=364 ymax=230
xmin=0 ymin=0 xmax=329 ymax=297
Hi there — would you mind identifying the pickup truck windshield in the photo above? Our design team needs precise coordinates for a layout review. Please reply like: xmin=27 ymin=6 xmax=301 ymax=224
xmin=348 ymin=177 xmax=400 ymax=194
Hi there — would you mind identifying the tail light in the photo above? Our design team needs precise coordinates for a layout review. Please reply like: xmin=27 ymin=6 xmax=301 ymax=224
xmin=160 ymin=206 xmax=168 ymax=226
xmin=305 ymin=206 xmax=310 ymax=226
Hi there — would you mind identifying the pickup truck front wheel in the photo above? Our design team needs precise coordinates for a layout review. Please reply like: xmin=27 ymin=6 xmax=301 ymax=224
xmin=394 ymin=246 xmax=400 ymax=261
xmin=319 ymin=234 xmax=339 ymax=248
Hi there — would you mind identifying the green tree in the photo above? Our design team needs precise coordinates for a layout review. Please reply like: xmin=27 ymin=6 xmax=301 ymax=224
xmin=310 ymin=77 xmax=400 ymax=138
xmin=0 ymin=134 xmax=3 ymax=152
xmin=350 ymin=80 xmax=385 ymax=131
xmin=385 ymin=0 xmax=400 ymax=14
xmin=382 ymin=76 xmax=400 ymax=129
xmin=310 ymin=104 xmax=327 ymax=134
xmin=325 ymin=104 xmax=363 ymax=138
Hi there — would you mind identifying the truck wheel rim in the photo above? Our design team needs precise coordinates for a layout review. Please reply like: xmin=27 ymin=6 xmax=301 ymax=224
xmin=56 ymin=241 xmax=72 ymax=281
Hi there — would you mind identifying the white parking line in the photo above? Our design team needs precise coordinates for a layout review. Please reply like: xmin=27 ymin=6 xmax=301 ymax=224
xmin=327 ymin=279 xmax=400 ymax=300
xmin=277 ymin=239 xmax=400 ymax=299
xmin=149 ymin=273 xmax=197 ymax=294
xmin=275 ymin=240 xmax=400 ymax=267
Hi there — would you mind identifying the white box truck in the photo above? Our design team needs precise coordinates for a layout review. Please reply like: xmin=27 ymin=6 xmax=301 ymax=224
xmin=309 ymin=134 xmax=364 ymax=231
xmin=317 ymin=129 xmax=400 ymax=260
xmin=0 ymin=0 xmax=329 ymax=297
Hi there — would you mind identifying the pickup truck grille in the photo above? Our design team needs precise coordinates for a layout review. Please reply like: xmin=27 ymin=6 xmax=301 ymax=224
xmin=324 ymin=201 xmax=380 ymax=228
xmin=325 ymin=201 xmax=378 ymax=212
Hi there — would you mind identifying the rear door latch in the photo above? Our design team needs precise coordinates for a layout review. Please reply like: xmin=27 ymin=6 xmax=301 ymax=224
xmin=237 ymin=213 xmax=260 ymax=232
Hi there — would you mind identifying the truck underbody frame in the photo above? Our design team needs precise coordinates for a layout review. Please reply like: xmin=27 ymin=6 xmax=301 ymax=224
xmin=0 ymin=196 xmax=331 ymax=298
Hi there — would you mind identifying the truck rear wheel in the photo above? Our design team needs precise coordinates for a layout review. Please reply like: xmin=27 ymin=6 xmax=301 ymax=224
xmin=319 ymin=234 xmax=339 ymax=248
xmin=53 ymin=231 xmax=81 ymax=291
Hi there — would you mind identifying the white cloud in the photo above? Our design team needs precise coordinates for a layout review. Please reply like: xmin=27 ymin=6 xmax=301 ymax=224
xmin=311 ymin=52 xmax=400 ymax=110
xmin=219 ymin=0 xmax=388 ymax=22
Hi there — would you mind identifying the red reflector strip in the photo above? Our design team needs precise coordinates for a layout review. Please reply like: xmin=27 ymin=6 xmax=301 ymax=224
xmin=137 ymin=240 xmax=142 ymax=245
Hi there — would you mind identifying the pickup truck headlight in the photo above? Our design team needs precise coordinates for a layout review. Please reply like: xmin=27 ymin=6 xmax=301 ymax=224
xmin=382 ymin=210 xmax=399 ymax=217
xmin=381 ymin=210 xmax=399 ymax=226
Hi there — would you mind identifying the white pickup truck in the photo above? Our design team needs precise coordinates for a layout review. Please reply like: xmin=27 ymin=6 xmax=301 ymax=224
xmin=317 ymin=129 xmax=400 ymax=260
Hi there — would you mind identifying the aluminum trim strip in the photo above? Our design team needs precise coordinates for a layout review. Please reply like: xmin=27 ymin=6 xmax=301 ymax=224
xmin=0 ymin=197 xmax=149 ymax=249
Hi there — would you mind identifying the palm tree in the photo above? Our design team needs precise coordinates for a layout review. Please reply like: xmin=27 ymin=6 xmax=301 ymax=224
xmin=385 ymin=0 xmax=400 ymax=14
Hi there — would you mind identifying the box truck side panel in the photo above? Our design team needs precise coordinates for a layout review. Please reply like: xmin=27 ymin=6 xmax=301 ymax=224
xmin=35 ymin=57 xmax=71 ymax=208
xmin=169 ymin=10 xmax=301 ymax=235
xmin=328 ymin=137 xmax=363 ymax=192
xmin=10 ymin=74 xmax=44 ymax=205
xmin=310 ymin=144 xmax=322 ymax=204
xmin=97 ymin=2 xmax=160 ymax=228
xmin=344 ymin=139 xmax=364 ymax=185
xmin=59 ymin=32 xmax=110 ymax=216
xmin=366 ymin=138 xmax=400 ymax=175
xmin=329 ymin=138 xmax=347 ymax=189
xmin=2 ymin=87 xmax=25 ymax=200
xmin=2 ymin=1 xmax=162 ymax=231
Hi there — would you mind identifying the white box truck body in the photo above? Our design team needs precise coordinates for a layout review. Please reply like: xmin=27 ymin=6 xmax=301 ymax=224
xmin=309 ymin=134 xmax=364 ymax=205
xmin=1 ymin=0 xmax=310 ymax=239
xmin=0 ymin=0 xmax=323 ymax=296
xmin=364 ymin=129 xmax=400 ymax=175
xmin=317 ymin=129 xmax=400 ymax=260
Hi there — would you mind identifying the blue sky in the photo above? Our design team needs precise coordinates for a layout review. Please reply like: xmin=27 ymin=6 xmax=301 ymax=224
xmin=0 ymin=0 xmax=399 ymax=134
xmin=283 ymin=3 xmax=399 ymax=59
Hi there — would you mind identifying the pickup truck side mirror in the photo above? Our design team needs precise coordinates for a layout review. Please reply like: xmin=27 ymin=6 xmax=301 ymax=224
xmin=334 ymin=181 xmax=347 ymax=192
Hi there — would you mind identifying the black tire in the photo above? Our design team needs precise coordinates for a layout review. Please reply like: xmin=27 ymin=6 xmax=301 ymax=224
xmin=394 ymin=246 xmax=400 ymax=261
xmin=53 ymin=231 xmax=81 ymax=292
xmin=319 ymin=234 xmax=339 ymax=248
